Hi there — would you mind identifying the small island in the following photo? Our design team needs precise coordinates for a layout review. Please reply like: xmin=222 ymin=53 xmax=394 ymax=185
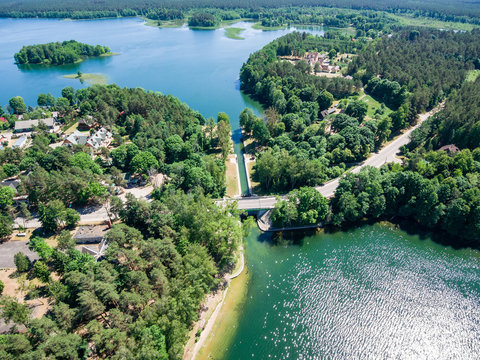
xmin=14 ymin=40 xmax=113 ymax=65
xmin=63 ymin=71 xmax=108 ymax=85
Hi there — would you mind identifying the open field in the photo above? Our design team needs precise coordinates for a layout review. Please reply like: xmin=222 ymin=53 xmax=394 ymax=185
xmin=362 ymin=93 xmax=392 ymax=119
xmin=466 ymin=69 xmax=480 ymax=82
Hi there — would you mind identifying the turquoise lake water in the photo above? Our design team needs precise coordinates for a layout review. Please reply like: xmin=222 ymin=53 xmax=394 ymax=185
xmin=225 ymin=225 xmax=480 ymax=360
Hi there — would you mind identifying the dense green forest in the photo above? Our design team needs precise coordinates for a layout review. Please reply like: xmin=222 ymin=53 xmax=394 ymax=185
xmin=240 ymin=28 xmax=480 ymax=193
xmin=239 ymin=32 xmax=381 ymax=192
xmin=348 ymin=29 xmax=480 ymax=119
xmin=0 ymin=84 xmax=244 ymax=359
xmin=14 ymin=41 xmax=111 ymax=65
xmin=272 ymin=76 xmax=480 ymax=244
xmin=0 ymin=191 xmax=245 ymax=359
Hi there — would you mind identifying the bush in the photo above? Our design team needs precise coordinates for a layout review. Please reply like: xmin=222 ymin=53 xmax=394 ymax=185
xmin=14 ymin=252 xmax=31 ymax=273
xmin=0 ymin=279 xmax=4 ymax=295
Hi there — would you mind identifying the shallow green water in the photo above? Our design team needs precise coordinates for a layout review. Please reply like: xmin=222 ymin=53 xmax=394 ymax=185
xmin=0 ymin=18 xmax=323 ymax=194
xmin=225 ymin=224 xmax=480 ymax=359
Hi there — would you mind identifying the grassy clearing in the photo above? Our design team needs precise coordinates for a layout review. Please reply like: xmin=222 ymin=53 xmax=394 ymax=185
xmin=225 ymin=27 xmax=245 ymax=40
xmin=63 ymin=121 xmax=78 ymax=135
xmin=390 ymin=14 xmax=479 ymax=31
xmin=63 ymin=73 xmax=108 ymax=85
xmin=362 ymin=94 xmax=392 ymax=119
xmin=196 ymin=268 xmax=249 ymax=360
xmin=466 ymin=69 xmax=480 ymax=82
xmin=225 ymin=156 xmax=240 ymax=197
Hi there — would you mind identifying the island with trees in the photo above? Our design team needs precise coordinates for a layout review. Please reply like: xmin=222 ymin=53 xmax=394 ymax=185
xmin=14 ymin=40 xmax=112 ymax=65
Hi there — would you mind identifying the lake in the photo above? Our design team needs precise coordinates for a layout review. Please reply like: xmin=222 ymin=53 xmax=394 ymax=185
xmin=224 ymin=224 xmax=480 ymax=360
xmin=0 ymin=18 xmax=323 ymax=194
xmin=1 ymin=18 xmax=479 ymax=360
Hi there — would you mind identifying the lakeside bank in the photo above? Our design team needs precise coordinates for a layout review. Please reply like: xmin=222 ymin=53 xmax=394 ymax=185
xmin=184 ymin=248 xmax=248 ymax=360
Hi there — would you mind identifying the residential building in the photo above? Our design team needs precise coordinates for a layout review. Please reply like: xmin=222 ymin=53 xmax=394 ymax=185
xmin=14 ymin=118 xmax=54 ymax=132
xmin=78 ymin=115 xmax=96 ymax=131
xmin=13 ymin=136 xmax=28 ymax=149
xmin=64 ymin=130 xmax=90 ymax=146
xmin=86 ymin=128 xmax=112 ymax=150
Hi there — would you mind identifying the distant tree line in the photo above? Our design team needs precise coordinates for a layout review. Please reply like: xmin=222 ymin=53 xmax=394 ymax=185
xmin=1 ymin=0 xmax=480 ymax=21
xmin=14 ymin=40 xmax=111 ymax=65
xmin=348 ymin=29 xmax=480 ymax=121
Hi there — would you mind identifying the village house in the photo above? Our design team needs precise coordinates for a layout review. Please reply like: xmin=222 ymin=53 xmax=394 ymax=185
xmin=14 ymin=118 xmax=54 ymax=132
xmin=320 ymin=107 xmax=337 ymax=119
xmin=63 ymin=127 xmax=112 ymax=150
xmin=303 ymin=52 xmax=341 ymax=73
xmin=439 ymin=144 xmax=460 ymax=154
xmin=64 ymin=130 xmax=90 ymax=146
xmin=77 ymin=115 xmax=96 ymax=131
xmin=86 ymin=127 xmax=112 ymax=150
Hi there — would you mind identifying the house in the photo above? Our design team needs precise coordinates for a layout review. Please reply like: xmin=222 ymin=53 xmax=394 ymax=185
xmin=74 ymin=225 xmax=110 ymax=244
xmin=320 ymin=108 xmax=336 ymax=119
xmin=0 ymin=178 xmax=21 ymax=191
xmin=13 ymin=136 xmax=28 ymax=149
xmin=439 ymin=144 xmax=460 ymax=154
xmin=86 ymin=128 xmax=112 ymax=150
xmin=64 ymin=130 xmax=90 ymax=146
xmin=77 ymin=115 xmax=96 ymax=131
xmin=14 ymin=118 xmax=54 ymax=132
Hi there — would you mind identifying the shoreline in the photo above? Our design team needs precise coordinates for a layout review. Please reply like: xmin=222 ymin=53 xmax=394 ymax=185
xmin=183 ymin=248 xmax=246 ymax=360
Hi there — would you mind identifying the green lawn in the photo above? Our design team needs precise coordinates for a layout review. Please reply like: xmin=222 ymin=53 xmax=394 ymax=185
xmin=466 ymin=70 xmax=480 ymax=82
xmin=362 ymin=94 xmax=392 ymax=119
xmin=225 ymin=27 xmax=245 ymax=40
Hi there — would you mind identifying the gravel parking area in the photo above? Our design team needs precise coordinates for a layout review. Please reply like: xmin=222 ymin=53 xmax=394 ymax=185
xmin=0 ymin=240 xmax=38 ymax=268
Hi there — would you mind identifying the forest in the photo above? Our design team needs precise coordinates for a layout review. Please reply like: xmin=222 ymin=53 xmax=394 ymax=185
xmin=14 ymin=41 xmax=111 ymax=65
xmin=271 ymin=76 xmax=480 ymax=244
xmin=0 ymin=83 xmax=244 ymax=359
xmin=239 ymin=28 xmax=480 ymax=193
xmin=0 ymin=191 xmax=246 ymax=359
xmin=347 ymin=29 xmax=480 ymax=120
xmin=0 ymin=84 xmax=232 ymax=239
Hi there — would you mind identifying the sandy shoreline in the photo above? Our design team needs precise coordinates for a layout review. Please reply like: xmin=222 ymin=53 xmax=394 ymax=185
xmin=183 ymin=248 xmax=245 ymax=360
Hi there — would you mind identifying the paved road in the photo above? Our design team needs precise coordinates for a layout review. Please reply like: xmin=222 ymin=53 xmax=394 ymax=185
xmin=15 ymin=107 xmax=441 ymax=226
xmin=227 ymin=105 xmax=442 ymax=210
xmin=16 ymin=185 xmax=154 ymax=229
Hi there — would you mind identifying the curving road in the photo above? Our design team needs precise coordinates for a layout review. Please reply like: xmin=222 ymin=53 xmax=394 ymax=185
xmin=227 ymin=105 xmax=442 ymax=210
